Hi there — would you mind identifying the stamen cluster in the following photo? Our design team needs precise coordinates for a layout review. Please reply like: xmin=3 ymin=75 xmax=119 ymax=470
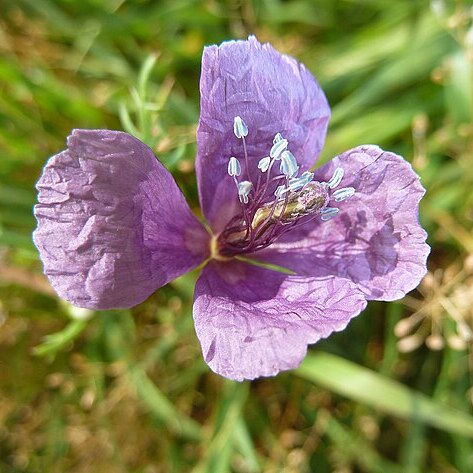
xmin=217 ymin=117 xmax=355 ymax=257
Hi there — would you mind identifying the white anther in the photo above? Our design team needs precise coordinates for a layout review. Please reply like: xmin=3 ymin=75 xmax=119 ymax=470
xmin=273 ymin=132 xmax=284 ymax=144
xmin=327 ymin=167 xmax=344 ymax=189
xmin=233 ymin=116 xmax=248 ymax=139
xmin=300 ymin=171 xmax=314 ymax=180
xmin=288 ymin=171 xmax=314 ymax=191
xmin=288 ymin=178 xmax=305 ymax=192
xmin=258 ymin=156 xmax=271 ymax=173
xmin=280 ymin=150 xmax=299 ymax=178
xmin=238 ymin=180 xmax=252 ymax=204
xmin=269 ymin=139 xmax=288 ymax=159
xmin=274 ymin=185 xmax=288 ymax=199
xmin=333 ymin=186 xmax=355 ymax=202
xmin=227 ymin=157 xmax=241 ymax=177
xmin=320 ymin=207 xmax=340 ymax=221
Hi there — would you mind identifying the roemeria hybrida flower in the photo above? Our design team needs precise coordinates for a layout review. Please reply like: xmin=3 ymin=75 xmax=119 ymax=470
xmin=33 ymin=37 xmax=429 ymax=381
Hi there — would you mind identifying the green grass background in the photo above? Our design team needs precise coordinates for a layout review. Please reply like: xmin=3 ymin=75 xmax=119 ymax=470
xmin=1 ymin=0 xmax=473 ymax=471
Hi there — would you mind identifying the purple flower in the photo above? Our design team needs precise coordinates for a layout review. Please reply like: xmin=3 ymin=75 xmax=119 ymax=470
xmin=33 ymin=37 xmax=429 ymax=381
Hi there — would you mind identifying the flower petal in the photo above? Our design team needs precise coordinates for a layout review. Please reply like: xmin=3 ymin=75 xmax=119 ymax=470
xmin=196 ymin=36 xmax=330 ymax=231
xmin=254 ymin=146 xmax=430 ymax=301
xmin=33 ymin=129 xmax=210 ymax=309
xmin=193 ymin=261 xmax=367 ymax=381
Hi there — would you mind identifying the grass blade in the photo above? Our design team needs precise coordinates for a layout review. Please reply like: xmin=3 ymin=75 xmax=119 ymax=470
xmin=297 ymin=352 xmax=473 ymax=437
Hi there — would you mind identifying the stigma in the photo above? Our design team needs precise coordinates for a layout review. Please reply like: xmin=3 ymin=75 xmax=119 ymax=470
xmin=218 ymin=117 xmax=356 ymax=257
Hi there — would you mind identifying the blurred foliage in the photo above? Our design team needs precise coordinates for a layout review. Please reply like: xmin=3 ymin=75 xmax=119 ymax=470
xmin=1 ymin=0 xmax=473 ymax=472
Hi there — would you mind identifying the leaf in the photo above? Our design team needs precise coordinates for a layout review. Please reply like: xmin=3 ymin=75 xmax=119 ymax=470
xmin=317 ymin=409 xmax=404 ymax=473
xmin=297 ymin=352 xmax=473 ymax=437
xmin=192 ymin=382 xmax=250 ymax=473
xmin=34 ymin=318 xmax=89 ymax=357
xmin=129 ymin=367 xmax=202 ymax=441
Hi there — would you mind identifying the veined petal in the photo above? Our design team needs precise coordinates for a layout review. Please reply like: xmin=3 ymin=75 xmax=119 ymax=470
xmin=33 ymin=129 xmax=210 ymax=310
xmin=196 ymin=36 xmax=330 ymax=231
xmin=254 ymin=146 xmax=430 ymax=301
xmin=193 ymin=261 xmax=366 ymax=381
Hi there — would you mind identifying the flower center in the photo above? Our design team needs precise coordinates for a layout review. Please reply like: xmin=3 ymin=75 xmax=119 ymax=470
xmin=216 ymin=117 xmax=355 ymax=257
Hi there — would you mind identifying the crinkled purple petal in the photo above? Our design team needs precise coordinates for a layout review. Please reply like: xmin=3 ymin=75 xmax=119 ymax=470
xmin=193 ymin=261 xmax=367 ymax=381
xmin=254 ymin=145 xmax=430 ymax=301
xmin=196 ymin=36 xmax=330 ymax=231
xmin=33 ymin=129 xmax=210 ymax=310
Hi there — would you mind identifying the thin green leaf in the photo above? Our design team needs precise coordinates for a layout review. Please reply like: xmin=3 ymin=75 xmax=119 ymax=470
xmin=192 ymin=382 xmax=249 ymax=473
xmin=317 ymin=409 xmax=404 ymax=473
xmin=34 ymin=318 xmax=89 ymax=357
xmin=118 ymin=102 xmax=140 ymax=137
xmin=138 ymin=54 xmax=158 ymax=99
xmin=233 ymin=418 xmax=260 ymax=473
xmin=129 ymin=367 xmax=202 ymax=442
xmin=297 ymin=352 xmax=473 ymax=437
